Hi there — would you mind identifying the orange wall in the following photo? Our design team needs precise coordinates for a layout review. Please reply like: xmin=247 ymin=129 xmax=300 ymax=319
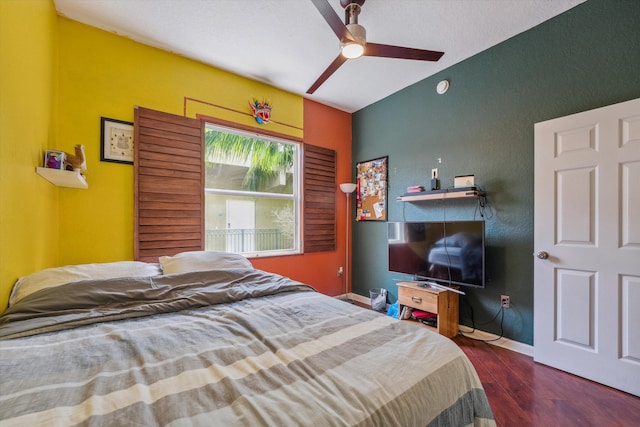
xmin=251 ymin=99 xmax=352 ymax=296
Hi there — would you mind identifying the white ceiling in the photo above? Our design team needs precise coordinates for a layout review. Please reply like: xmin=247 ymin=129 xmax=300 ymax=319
xmin=54 ymin=0 xmax=584 ymax=113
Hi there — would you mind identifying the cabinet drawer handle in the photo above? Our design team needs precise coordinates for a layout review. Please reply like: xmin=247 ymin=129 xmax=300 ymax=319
xmin=411 ymin=296 xmax=422 ymax=303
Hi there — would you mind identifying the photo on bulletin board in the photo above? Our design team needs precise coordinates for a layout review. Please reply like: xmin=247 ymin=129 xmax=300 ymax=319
xmin=355 ymin=156 xmax=388 ymax=221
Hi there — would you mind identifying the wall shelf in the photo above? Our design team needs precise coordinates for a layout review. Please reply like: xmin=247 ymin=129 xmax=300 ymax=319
xmin=36 ymin=167 xmax=88 ymax=189
xmin=397 ymin=189 xmax=484 ymax=202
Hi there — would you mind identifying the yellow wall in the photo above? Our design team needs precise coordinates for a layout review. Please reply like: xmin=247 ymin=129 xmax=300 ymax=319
xmin=0 ymin=0 xmax=59 ymax=309
xmin=0 ymin=3 xmax=350 ymax=311
xmin=55 ymin=18 xmax=303 ymax=266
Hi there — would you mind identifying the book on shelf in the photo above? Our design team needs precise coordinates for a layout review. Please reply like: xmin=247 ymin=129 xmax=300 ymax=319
xmin=406 ymin=185 xmax=425 ymax=193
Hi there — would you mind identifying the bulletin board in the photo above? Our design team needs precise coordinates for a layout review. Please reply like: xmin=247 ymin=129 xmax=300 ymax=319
xmin=355 ymin=156 xmax=388 ymax=221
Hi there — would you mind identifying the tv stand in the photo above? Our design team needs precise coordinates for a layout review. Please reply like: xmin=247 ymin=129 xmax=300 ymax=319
xmin=396 ymin=281 xmax=459 ymax=338
xmin=403 ymin=279 xmax=466 ymax=295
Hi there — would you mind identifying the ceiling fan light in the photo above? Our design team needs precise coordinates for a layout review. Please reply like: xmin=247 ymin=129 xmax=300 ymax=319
xmin=341 ymin=22 xmax=366 ymax=59
xmin=341 ymin=42 xmax=365 ymax=58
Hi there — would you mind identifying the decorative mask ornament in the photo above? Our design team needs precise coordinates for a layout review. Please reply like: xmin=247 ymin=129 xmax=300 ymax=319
xmin=249 ymin=99 xmax=272 ymax=124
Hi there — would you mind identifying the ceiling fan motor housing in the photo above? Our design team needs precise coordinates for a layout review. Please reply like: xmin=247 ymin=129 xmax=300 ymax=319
xmin=342 ymin=1 xmax=366 ymax=51
xmin=345 ymin=23 xmax=366 ymax=45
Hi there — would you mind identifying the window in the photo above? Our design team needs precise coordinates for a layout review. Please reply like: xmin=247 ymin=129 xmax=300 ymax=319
xmin=204 ymin=123 xmax=301 ymax=256
xmin=134 ymin=106 xmax=336 ymax=262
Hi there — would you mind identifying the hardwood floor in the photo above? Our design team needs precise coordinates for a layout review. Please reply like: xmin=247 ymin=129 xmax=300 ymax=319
xmin=452 ymin=334 xmax=640 ymax=427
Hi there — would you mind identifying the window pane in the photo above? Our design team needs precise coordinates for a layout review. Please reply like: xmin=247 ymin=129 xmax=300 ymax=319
xmin=205 ymin=193 xmax=295 ymax=253
xmin=204 ymin=124 xmax=300 ymax=256
xmin=205 ymin=128 xmax=294 ymax=195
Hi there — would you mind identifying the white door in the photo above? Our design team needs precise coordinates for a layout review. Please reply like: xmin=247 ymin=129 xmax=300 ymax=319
xmin=534 ymin=97 xmax=640 ymax=397
xmin=226 ymin=200 xmax=255 ymax=252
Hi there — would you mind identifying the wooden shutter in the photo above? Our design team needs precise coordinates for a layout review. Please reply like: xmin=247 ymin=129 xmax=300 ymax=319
xmin=134 ymin=107 xmax=204 ymax=262
xmin=303 ymin=144 xmax=336 ymax=252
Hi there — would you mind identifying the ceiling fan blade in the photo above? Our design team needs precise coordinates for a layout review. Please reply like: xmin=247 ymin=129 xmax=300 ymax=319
xmin=309 ymin=0 xmax=355 ymax=42
xmin=364 ymin=43 xmax=444 ymax=62
xmin=307 ymin=54 xmax=349 ymax=94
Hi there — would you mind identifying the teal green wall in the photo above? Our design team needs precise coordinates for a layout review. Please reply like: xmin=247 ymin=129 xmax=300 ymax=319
xmin=351 ymin=0 xmax=640 ymax=345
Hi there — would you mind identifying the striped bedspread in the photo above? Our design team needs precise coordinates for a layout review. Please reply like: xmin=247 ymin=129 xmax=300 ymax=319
xmin=0 ymin=269 xmax=495 ymax=426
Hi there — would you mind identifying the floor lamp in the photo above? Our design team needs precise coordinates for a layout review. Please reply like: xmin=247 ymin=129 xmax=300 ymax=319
xmin=340 ymin=183 xmax=357 ymax=302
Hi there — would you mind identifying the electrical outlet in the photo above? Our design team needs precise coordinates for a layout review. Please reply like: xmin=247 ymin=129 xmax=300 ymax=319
xmin=431 ymin=168 xmax=438 ymax=179
xmin=337 ymin=267 xmax=343 ymax=277
xmin=501 ymin=295 xmax=510 ymax=309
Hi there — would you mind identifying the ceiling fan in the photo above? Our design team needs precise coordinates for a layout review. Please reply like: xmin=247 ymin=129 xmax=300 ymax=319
xmin=307 ymin=0 xmax=445 ymax=94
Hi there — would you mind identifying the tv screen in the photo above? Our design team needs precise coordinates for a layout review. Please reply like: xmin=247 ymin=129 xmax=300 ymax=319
xmin=388 ymin=221 xmax=485 ymax=288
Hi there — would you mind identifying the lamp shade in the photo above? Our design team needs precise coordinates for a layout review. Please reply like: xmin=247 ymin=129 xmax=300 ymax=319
xmin=340 ymin=183 xmax=357 ymax=194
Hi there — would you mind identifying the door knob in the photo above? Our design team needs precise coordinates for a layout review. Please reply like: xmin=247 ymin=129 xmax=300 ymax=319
xmin=535 ymin=251 xmax=549 ymax=260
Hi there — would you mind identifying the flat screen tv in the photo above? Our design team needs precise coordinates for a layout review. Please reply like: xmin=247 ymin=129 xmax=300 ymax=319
xmin=388 ymin=220 xmax=485 ymax=288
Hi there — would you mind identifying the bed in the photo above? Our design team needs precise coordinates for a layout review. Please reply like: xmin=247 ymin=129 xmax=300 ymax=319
xmin=0 ymin=251 xmax=495 ymax=426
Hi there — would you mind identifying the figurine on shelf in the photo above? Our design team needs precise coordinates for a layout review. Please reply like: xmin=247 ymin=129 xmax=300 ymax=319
xmin=64 ymin=144 xmax=86 ymax=172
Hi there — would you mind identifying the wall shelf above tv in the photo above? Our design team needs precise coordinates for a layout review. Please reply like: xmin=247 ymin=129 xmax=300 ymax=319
xmin=36 ymin=167 xmax=88 ymax=189
xmin=397 ymin=189 xmax=484 ymax=202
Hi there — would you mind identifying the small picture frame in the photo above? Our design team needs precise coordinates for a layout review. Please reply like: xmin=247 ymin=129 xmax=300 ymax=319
xmin=100 ymin=117 xmax=134 ymax=164
xmin=454 ymin=174 xmax=475 ymax=188
xmin=44 ymin=150 xmax=66 ymax=170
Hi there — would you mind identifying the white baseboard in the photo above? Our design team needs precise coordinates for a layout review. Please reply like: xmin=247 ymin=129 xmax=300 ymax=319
xmin=347 ymin=292 xmax=369 ymax=306
xmin=458 ymin=325 xmax=533 ymax=357
xmin=344 ymin=293 xmax=533 ymax=357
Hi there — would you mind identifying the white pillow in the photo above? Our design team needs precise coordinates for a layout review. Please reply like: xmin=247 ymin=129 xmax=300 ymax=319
xmin=9 ymin=261 xmax=162 ymax=306
xmin=159 ymin=251 xmax=253 ymax=274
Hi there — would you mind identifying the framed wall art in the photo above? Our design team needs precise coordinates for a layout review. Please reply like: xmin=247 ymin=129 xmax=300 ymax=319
xmin=355 ymin=155 xmax=388 ymax=221
xmin=100 ymin=117 xmax=134 ymax=164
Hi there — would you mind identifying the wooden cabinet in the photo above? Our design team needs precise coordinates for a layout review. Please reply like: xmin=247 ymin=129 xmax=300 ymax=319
xmin=397 ymin=281 xmax=459 ymax=338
